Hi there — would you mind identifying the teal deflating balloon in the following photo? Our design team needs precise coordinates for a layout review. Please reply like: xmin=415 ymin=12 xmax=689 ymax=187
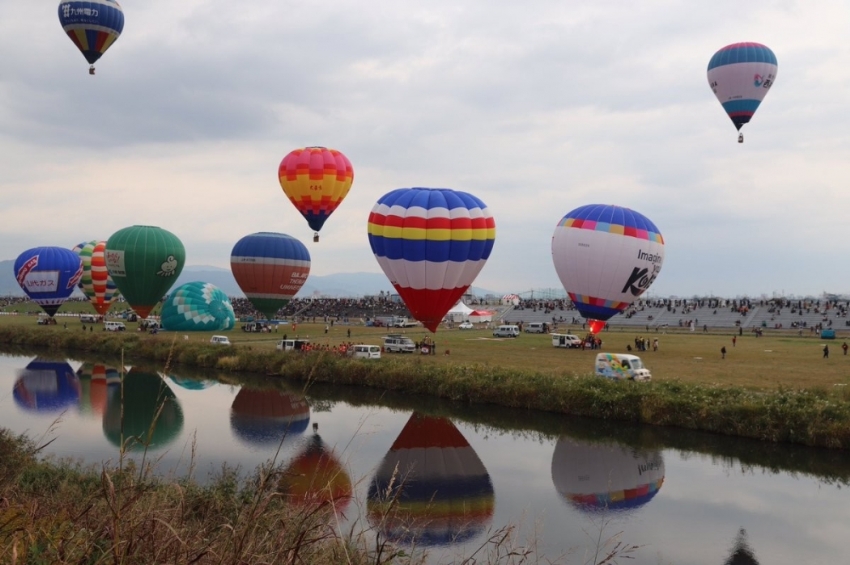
xmin=161 ymin=281 xmax=236 ymax=332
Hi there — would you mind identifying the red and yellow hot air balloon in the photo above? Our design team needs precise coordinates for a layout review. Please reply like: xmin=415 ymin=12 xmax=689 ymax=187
xmin=279 ymin=433 xmax=352 ymax=515
xmin=278 ymin=147 xmax=353 ymax=242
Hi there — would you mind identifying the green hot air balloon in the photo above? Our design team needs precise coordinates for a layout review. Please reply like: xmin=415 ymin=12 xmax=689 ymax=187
xmin=105 ymin=225 xmax=186 ymax=319
xmin=103 ymin=368 xmax=184 ymax=452
xmin=161 ymin=281 xmax=236 ymax=332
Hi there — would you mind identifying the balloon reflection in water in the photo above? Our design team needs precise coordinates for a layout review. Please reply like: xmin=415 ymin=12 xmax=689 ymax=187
xmin=168 ymin=375 xmax=217 ymax=391
xmin=725 ymin=528 xmax=759 ymax=565
xmin=76 ymin=362 xmax=121 ymax=416
xmin=279 ymin=433 xmax=352 ymax=514
xmin=367 ymin=413 xmax=495 ymax=546
xmin=103 ymin=368 xmax=184 ymax=452
xmin=13 ymin=358 xmax=81 ymax=413
xmin=551 ymin=437 xmax=664 ymax=514
xmin=230 ymin=388 xmax=310 ymax=446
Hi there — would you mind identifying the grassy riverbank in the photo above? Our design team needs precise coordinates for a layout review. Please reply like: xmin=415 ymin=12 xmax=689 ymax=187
xmin=3 ymin=326 xmax=850 ymax=449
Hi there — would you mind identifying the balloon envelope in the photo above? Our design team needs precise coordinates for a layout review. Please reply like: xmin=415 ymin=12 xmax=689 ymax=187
xmin=278 ymin=147 xmax=353 ymax=234
xmin=105 ymin=225 xmax=186 ymax=319
xmin=13 ymin=358 xmax=80 ymax=413
xmin=230 ymin=232 xmax=310 ymax=320
xmin=367 ymin=413 xmax=495 ymax=546
xmin=551 ymin=437 xmax=665 ymax=514
xmin=103 ymin=368 xmax=184 ymax=452
xmin=368 ymin=188 xmax=496 ymax=332
xmin=161 ymin=281 xmax=236 ymax=332
xmin=76 ymin=362 xmax=112 ymax=416
xmin=707 ymin=42 xmax=777 ymax=132
xmin=279 ymin=434 xmax=352 ymax=513
xmin=14 ymin=246 xmax=83 ymax=317
xmin=230 ymin=388 xmax=310 ymax=446
xmin=58 ymin=0 xmax=124 ymax=66
xmin=73 ymin=240 xmax=120 ymax=315
xmin=551 ymin=204 xmax=664 ymax=332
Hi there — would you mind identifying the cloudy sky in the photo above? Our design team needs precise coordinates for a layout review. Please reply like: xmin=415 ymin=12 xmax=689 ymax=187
xmin=2 ymin=0 xmax=848 ymax=298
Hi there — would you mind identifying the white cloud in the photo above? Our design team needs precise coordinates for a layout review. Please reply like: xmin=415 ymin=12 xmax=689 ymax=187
xmin=1 ymin=0 xmax=849 ymax=297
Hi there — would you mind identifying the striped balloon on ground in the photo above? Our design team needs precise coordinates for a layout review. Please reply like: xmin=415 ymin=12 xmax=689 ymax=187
xmin=58 ymin=0 xmax=125 ymax=69
xmin=73 ymin=240 xmax=120 ymax=315
xmin=367 ymin=413 xmax=495 ymax=547
xmin=707 ymin=42 xmax=777 ymax=140
xmin=278 ymin=147 xmax=353 ymax=240
xmin=368 ymin=188 xmax=496 ymax=333
xmin=230 ymin=232 xmax=310 ymax=320
xmin=160 ymin=282 xmax=236 ymax=332
xmin=551 ymin=204 xmax=664 ymax=334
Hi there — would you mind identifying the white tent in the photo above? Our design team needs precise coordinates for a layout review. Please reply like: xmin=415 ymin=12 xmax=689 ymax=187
xmin=446 ymin=301 xmax=474 ymax=322
xmin=502 ymin=294 xmax=520 ymax=306
xmin=469 ymin=309 xmax=493 ymax=323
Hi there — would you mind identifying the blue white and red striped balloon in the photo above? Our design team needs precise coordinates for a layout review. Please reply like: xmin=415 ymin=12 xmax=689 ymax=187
xmin=367 ymin=413 xmax=495 ymax=546
xmin=230 ymin=232 xmax=311 ymax=320
xmin=707 ymin=42 xmax=778 ymax=137
xmin=551 ymin=204 xmax=664 ymax=334
xmin=58 ymin=0 xmax=124 ymax=68
xmin=14 ymin=247 xmax=83 ymax=317
xmin=367 ymin=188 xmax=496 ymax=332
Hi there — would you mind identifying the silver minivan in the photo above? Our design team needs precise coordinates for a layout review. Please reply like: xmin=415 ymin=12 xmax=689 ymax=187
xmin=493 ymin=325 xmax=520 ymax=338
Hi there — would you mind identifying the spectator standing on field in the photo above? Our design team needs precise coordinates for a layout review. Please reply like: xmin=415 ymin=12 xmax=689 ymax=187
xmin=721 ymin=346 xmax=727 ymax=359
xmin=823 ymin=345 xmax=829 ymax=359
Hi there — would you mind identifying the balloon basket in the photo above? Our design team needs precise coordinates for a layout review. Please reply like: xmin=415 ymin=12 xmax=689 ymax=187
xmin=738 ymin=133 xmax=743 ymax=143
xmin=89 ymin=66 xmax=95 ymax=76
xmin=313 ymin=232 xmax=319 ymax=243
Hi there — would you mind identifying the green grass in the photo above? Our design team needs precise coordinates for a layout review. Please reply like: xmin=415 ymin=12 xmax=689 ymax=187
xmin=1 ymin=319 xmax=850 ymax=448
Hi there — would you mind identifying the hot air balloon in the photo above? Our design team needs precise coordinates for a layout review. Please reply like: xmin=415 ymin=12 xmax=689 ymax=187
xmin=13 ymin=358 xmax=81 ymax=413
xmin=551 ymin=204 xmax=664 ymax=335
xmin=707 ymin=42 xmax=777 ymax=143
xmin=278 ymin=147 xmax=353 ymax=242
xmin=103 ymin=367 xmax=184 ymax=452
xmin=105 ymin=225 xmax=185 ymax=319
xmin=14 ymin=247 xmax=83 ymax=317
xmin=368 ymin=188 xmax=496 ymax=332
xmin=279 ymin=433 xmax=352 ymax=514
xmin=57 ymin=0 xmax=125 ymax=75
xmin=168 ymin=375 xmax=217 ymax=391
xmin=551 ymin=437 xmax=665 ymax=514
xmin=367 ymin=413 xmax=495 ymax=546
xmin=230 ymin=232 xmax=310 ymax=320
xmin=76 ymin=362 xmax=111 ymax=416
xmin=230 ymin=388 xmax=310 ymax=446
xmin=160 ymin=281 xmax=236 ymax=332
xmin=73 ymin=240 xmax=120 ymax=315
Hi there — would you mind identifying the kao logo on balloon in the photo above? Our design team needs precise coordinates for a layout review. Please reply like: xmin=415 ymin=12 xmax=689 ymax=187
xmin=552 ymin=204 xmax=664 ymax=335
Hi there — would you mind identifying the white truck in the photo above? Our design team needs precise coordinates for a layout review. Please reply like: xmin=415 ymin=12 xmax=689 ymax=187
xmin=594 ymin=353 xmax=652 ymax=382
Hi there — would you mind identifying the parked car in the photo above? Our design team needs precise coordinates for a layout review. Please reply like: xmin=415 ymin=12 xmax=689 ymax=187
xmin=492 ymin=325 xmax=520 ymax=338
xmin=458 ymin=321 xmax=474 ymax=330
xmin=595 ymin=353 xmax=652 ymax=382
xmin=348 ymin=344 xmax=382 ymax=359
xmin=210 ymin=335 xmax=232 ymax=346
xmin=551 ymin=333 xmax=582 ymax=348
xmin=276 ymin=339 xmax=310 ymax=351
xmin=384 ymin=335 xmax=416 ymax=353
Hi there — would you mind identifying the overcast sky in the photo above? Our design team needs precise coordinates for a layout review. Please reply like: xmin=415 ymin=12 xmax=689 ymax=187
xmin=2 ymin=1 xmax=848 ymax=298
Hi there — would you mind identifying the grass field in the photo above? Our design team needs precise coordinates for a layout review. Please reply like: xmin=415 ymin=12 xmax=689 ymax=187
xmin=2 ymin=304 xmax=848 ymax=391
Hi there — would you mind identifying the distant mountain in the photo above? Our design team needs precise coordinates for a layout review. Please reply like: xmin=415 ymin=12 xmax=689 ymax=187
xmin=0 ymin=260 xmax=498 ymax=298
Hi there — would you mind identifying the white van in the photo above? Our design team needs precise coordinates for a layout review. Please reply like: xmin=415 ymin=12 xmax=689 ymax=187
xmin=595 ymin=353 xmax=652 ymax=382
xmin=80 ymin=314 xmax=99 ymax=324
xmin=349 ymin=344 xmax=382 ymax=359
xmin=276 ymin=339 xmax=310 ymax=351
xmin=525 ymin=322 xmax=547 ymax=334
xmin=384 ymin=335 xmax=416 ymax=353
xmin=104 ymin=321 xmax=126 ymax=332
xmin=552 ymin=334 xmax=582 ymax=348
xmin=492 ymin=325 xmax=520 ymax=338
xmin=210 ymin=335 xmax=232 ymax=346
